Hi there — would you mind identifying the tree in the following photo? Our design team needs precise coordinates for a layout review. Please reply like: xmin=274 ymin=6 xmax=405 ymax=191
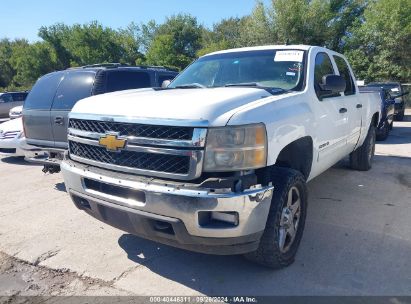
xmin=328 ymin=0 xmax=368 ymax=51
xmin=344 ymin=0 xmax=411 ymax=82
xmin=9 ymin=41 xmax=57 ymax=88
xmin=39 ymin=21 xmax=144 ymax=67
xmin=240 ymin=1 xmax=274 ymax=46
xmin=38 ymin=23 xmax=72 ymax=69
xmin=146 ymin=14 xmax=203 ymax=69
xmin=270 ymin=0 xmax=333 ymax=46
xmin=145 ymin=34 xmax=192 ymax=69
xmin=0 ymin=39 xmax=14 ymax=88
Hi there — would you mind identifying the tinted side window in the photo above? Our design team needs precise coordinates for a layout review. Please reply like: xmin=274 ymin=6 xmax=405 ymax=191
xmin=0 ymin=94 xmax=12 ymax=103
xmin=158 ymin=74 xmax=176 ymax=86
xmin=106 ymin=71 xmax=151 ymax=93
xmin=24 ymin=72 xmax=64 ymax=110
xmin=51 ymin=71 xmax=95 ymax=110
xmin=314 ymin=52 xmax=335 ymax=91
xmin=334 ymin=56 xmax=355 ymax=95
xmin=11 ymin=93 xmax=28 ymax=101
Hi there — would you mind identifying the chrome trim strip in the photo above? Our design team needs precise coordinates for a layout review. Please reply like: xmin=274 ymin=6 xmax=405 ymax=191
xmin=68 ymin=135 xmax=199 ymax=156
xmin=69 ymin=150 xmax=203 ymax=180
xmin=65 ymin=161 xmax=274 ymax=199
xmin=68 ymin=128 xmax=207 ymax=148
xmin=69 ymin=112 xmax=210 ymax=127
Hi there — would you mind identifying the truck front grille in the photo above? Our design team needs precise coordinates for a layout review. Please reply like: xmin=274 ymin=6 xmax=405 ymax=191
xmin=69 ymin=141 xmax=190 ymax=175
xmin=69 ymin=119 xmax=193 ymax=140
xmin=67 ymin=116 xmax=206 ymax=180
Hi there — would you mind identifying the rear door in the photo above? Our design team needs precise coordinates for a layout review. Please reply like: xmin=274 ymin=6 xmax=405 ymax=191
xmin=50 ymin=71 xmax=95 ymax=148
xmin=23 ymin=72 xmax=64 ymax=147
xmin=333 ymin=55 xmax=362 ymax=152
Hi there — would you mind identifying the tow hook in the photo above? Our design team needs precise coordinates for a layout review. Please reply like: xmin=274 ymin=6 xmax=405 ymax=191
xmin=42 ymin=165 xmax=61 ymax=174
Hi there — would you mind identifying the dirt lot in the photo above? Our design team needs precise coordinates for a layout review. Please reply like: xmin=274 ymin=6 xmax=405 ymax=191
xmin=0 ymin=112 xmax=410 ymax=298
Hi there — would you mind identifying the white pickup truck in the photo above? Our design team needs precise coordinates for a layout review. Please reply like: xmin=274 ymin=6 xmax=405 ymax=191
xmin=61 ymin=45 xmax=380 ymax=268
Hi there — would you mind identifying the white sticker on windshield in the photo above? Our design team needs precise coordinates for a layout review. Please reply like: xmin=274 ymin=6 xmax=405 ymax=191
xmin=274 ymin=50 xmax=304 ymax=62
xmin=286 ymin=72 xmax=296 ymax=76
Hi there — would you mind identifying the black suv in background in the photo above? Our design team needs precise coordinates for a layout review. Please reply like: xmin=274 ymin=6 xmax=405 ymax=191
xmin=367 ymin=82 xmax=408 ymax=121
xmin=0 ymin=91 xmax=28 ymax=118
xmin=23 ymin=64 xmax=178 ymax=172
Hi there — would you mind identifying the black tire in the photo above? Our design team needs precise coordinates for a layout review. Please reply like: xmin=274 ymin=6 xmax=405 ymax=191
xmin=395 ymin=110 xmax=405 ymax=121
xmin=244 ymin=167 xmax=308 ymax=269
xmin=376 ymin=121 xmax=389 ymax=141
xmin=350 ymin=124 xmax=376 ymax=171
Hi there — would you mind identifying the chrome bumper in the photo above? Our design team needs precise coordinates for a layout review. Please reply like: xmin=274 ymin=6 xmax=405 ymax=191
xmin=61 ymin=159 xmax=274 ymax=239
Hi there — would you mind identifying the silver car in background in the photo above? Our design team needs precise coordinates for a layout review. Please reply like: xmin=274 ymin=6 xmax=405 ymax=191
xmin=0 ymin=92 xmax=28 ymax=118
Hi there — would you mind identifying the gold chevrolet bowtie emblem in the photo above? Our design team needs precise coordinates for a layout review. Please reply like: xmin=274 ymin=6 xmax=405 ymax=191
xmin=98 ymin=133 xmax=126 ymax=152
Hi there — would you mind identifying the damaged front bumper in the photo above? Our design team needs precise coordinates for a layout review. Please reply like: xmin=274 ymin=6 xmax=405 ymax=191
xmin=61 ymin=159 xmax=274 ymax=255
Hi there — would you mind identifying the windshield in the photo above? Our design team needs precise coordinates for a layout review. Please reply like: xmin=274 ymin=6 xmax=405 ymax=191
xmin=169 ymin=49 xmax=306 ymax=91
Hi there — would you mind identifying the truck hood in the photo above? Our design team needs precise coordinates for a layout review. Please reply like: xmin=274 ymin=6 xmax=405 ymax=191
xmin=71 ymin=87 xmax=276 ymax=126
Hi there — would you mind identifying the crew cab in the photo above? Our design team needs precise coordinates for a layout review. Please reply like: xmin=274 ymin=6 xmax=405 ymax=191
xmin=61 ymin=45 xmax=380 ymax=268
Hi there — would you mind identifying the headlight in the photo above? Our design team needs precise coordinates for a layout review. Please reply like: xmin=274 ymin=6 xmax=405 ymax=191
xmin=204 ymin=124 xmax=267 ymax=172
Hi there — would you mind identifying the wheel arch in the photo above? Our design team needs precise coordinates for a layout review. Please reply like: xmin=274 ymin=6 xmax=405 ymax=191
xmin=271 ymin=136 xmax=314 ymax=180
xmin=372 ymin=112 xmax=379 ymax=127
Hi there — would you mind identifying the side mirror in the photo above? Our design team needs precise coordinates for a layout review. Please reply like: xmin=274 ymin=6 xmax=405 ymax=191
xmin=392 ymin=91 xmax=409 ymax=99
xmin=318 ymin=74 xmax=346 ymax=100
xmin=161 ymin=80 xmax=171 ymax=88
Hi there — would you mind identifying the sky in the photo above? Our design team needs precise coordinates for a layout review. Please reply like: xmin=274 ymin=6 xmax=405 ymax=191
xmin=0 ymin=0 xmax=270 ymax=42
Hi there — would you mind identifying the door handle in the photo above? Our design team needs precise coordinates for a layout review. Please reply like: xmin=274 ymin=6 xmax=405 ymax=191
xmin=339 ymin=108 xmax=348 ymax=114
xmin=356 ymin=104 xmax=363 ymax=109
xmin=54 ymin=116 xmax=64 ymax=125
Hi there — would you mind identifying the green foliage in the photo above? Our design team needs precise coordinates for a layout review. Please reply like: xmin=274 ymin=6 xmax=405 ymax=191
xmin=145 ymin=34 xmax=192 ymax=70
xmin=145 ymin=14 xmax=203 ymax=70
xmin=0 ymin=1 xmax=410 ymax=91
xmin=240 ymin=1 xmax=274 ymax=46
xmin=345 ymin=0 xmax=411 ymax=82
xmin=0 ymin=39 xmax=14 ymax=88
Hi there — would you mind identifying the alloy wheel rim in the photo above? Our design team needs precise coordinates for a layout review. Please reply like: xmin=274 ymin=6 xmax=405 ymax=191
xmin=278 ymin=186 xmax=301 ymax=253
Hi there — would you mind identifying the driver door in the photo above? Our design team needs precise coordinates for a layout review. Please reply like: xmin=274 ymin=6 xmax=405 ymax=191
xmin=313 ymin=52 xmax=350 ymax=167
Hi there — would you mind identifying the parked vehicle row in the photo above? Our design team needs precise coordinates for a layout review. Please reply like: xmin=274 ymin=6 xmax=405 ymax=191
xmin=367 ymin=82 xmax=407 ymax=121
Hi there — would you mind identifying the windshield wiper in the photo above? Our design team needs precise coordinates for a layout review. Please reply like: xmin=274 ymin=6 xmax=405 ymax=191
xmin=224 ymin=82 xmax=262 ymax=88
xmin=224 ymin=83 xmax=291 ymax=95
xmin=174 ymin=83 xmax=206 ymax=89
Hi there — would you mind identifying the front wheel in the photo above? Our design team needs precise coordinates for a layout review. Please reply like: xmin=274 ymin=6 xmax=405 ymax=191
xmin=244 ymin=167 xmax=308 ymax=269
xmin=350 ymin=124 xmax=376 ymax=171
